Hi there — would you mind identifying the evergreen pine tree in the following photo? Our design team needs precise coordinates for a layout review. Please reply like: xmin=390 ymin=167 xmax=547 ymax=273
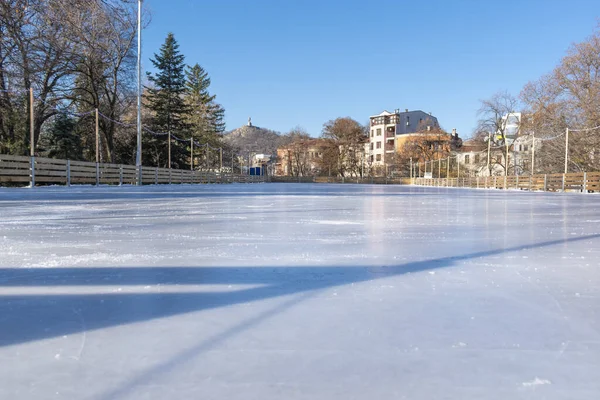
xmin=41 ymin=113 xmax=83 ymax=160
xmin=184 ymin=64 xmax=226 ymax=169
xmin=144 ymin=33 xmax=189 ymax=168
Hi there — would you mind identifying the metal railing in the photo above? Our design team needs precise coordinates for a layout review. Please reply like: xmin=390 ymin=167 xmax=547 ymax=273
xmin=413 ymin=172 xmax=600 ymax=193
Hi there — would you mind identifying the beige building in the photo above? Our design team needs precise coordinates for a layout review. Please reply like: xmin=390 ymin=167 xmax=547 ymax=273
xmin=367 ymin=109 xmax=440 ymax=167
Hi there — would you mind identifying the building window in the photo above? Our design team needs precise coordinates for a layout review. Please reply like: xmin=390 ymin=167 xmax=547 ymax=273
xmin=371 ymin=129 xmax=374 ymax=137
xmin=376 ymin=128 xmax=382 ymax=136
xmin=376 ymin=141 xmax=381 ymax=149
xmin=465 ymin=155 xmax=470 ymax=164
xmin=376 ymin=154 xmax=381 ymax=161
xmin=524 ymin=145 xmax=529 ymax=152
xmin=474 ymin=154 xmax=480 ymax=164
xmin=369 ymin=155 xmax=374 ymax=162
xmin=370 ymin=143 xmax=374 ymax=150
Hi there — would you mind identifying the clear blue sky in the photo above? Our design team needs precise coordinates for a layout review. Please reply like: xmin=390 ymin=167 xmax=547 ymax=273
xmin=142 ymin=0 xmax=599 ymax=138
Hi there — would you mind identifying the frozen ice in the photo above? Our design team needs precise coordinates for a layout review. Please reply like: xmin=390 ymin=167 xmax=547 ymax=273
xmin=1 ymin=183 xmax=600 ymax=399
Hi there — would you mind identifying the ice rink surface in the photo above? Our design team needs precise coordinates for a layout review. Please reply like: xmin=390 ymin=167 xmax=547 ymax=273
xmin=1 ymin=183 xmax=599 ymax=399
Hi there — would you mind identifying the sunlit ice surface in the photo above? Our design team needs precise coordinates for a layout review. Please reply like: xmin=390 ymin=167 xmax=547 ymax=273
xmin=1 ymin=183 xmax=599 ymax=400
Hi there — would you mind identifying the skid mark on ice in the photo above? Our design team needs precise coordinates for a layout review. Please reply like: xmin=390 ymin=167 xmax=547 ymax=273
xmin=71 ymin=307 xmax=87 ymax=361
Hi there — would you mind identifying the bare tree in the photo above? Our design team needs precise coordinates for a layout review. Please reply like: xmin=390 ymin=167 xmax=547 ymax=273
xmin=521 ymin=24 xmax=600 ymax=172
xmin=321 ymin=117 xmax=367 ymax=177
xmin=0 ymin=0 xmax=139 ymax=161
xmin=284 ymin=127 xmax=311 ymax=176
xmin=475 ymin=91 xmax=520 ymax=175
xmin=0 ymin=0 xmax=75 ymax=154
xmin=65 ymin=0 xmax=138 ymax=163
xmin=397 ymin=126 xmax=452 ymax=176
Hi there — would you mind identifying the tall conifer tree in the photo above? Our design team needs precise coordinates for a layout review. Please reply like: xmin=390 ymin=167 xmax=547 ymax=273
xmin=144 ymin=33 xmax=189 ymax=168
xmin=184 ymin=64 xmax=226 ymax=145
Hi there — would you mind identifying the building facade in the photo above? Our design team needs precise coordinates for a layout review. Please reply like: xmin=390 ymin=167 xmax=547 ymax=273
xmin=367 ymin=109 xmax=440 ymax=168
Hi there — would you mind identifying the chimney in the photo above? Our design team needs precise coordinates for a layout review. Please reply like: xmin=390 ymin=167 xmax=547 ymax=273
xmin=405 ymin=109 xmax=408 ymax=113
xmin=452 ymin=128 xmax=457 ymax=137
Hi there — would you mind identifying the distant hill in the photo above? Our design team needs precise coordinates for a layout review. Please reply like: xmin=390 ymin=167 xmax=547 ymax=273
xmin=223 ymin=123 xmax=293 ymax=155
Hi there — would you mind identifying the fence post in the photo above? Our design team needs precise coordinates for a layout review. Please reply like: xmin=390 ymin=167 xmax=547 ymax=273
xmin=516 ymin=175 xmax=519 ymax=190
xmin=30 ymin=156 xmax=36 ymax=187
xmin=544 ymin=174 xmax=547 ymax=191
xmin=583 ymin=172 xmax=587 ymax=193
xmin=67 ymin=160 xmax=71 ymax=186
xmin=562 ymin=174 xmax=565 ymax=192
xmin=119 ymin=165 xmax=123 ymax=186
xmin=95 ymin=162 xmax=100 ymax=186
xmin=155 ymin=167 xmax=158 ymax=185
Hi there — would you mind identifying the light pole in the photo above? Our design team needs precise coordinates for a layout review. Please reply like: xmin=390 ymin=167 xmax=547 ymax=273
xmin=136 ymin=0 xmax=143 ymax=185
xmin=564 ymin=127 xmax=569 ymax=174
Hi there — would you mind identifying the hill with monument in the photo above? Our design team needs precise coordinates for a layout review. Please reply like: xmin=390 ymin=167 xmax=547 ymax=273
xmin=223 ymin=118 xmax=292 ymax=156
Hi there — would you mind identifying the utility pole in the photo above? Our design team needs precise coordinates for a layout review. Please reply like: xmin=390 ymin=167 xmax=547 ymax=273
xmin=29 ymin=87 xmax=34 ymax=157
xmin=205 ymin=144 xmax=209 ymax=171
xmin=446 ymin=156 xmax=450 ymax=178
xmin=190 ymin=138 xmax=194 ymax=170
xmin=361 ymin=150 xmax=364 ymax=178
xmin=29 ymin=87 xmax=35 ymax=187
xmin=564 ymin=127 xmax=569 ymax=174
xmin=168 ymin=130 xmax=171 ymax=169
xmin=136 ymin=0 xmax=143 ymax=185
xmin=95 ymin=108 xmax=100 ymax=186
xmin=487 ymin=132 xmax=491 ymax=176
xmin=531 ymin=131 xmax=535 ymax=176
xmin=95 ymin=109 xmax=99 ymax=164
xmin=504 ymin=132 xmax=509 ymax=177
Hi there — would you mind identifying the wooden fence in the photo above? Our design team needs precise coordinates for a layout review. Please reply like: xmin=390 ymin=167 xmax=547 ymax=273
xmin=270 ymin=176 xmax=413 ymax=185
xmin=0 ymin=154 xmax=265 ymax=186
xmin=414 ymin=172 xmax=600 ymax=193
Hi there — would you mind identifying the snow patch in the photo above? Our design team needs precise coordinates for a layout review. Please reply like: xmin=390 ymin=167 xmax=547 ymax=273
xmin=522 ymin=377 xmax=551 ymax=387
